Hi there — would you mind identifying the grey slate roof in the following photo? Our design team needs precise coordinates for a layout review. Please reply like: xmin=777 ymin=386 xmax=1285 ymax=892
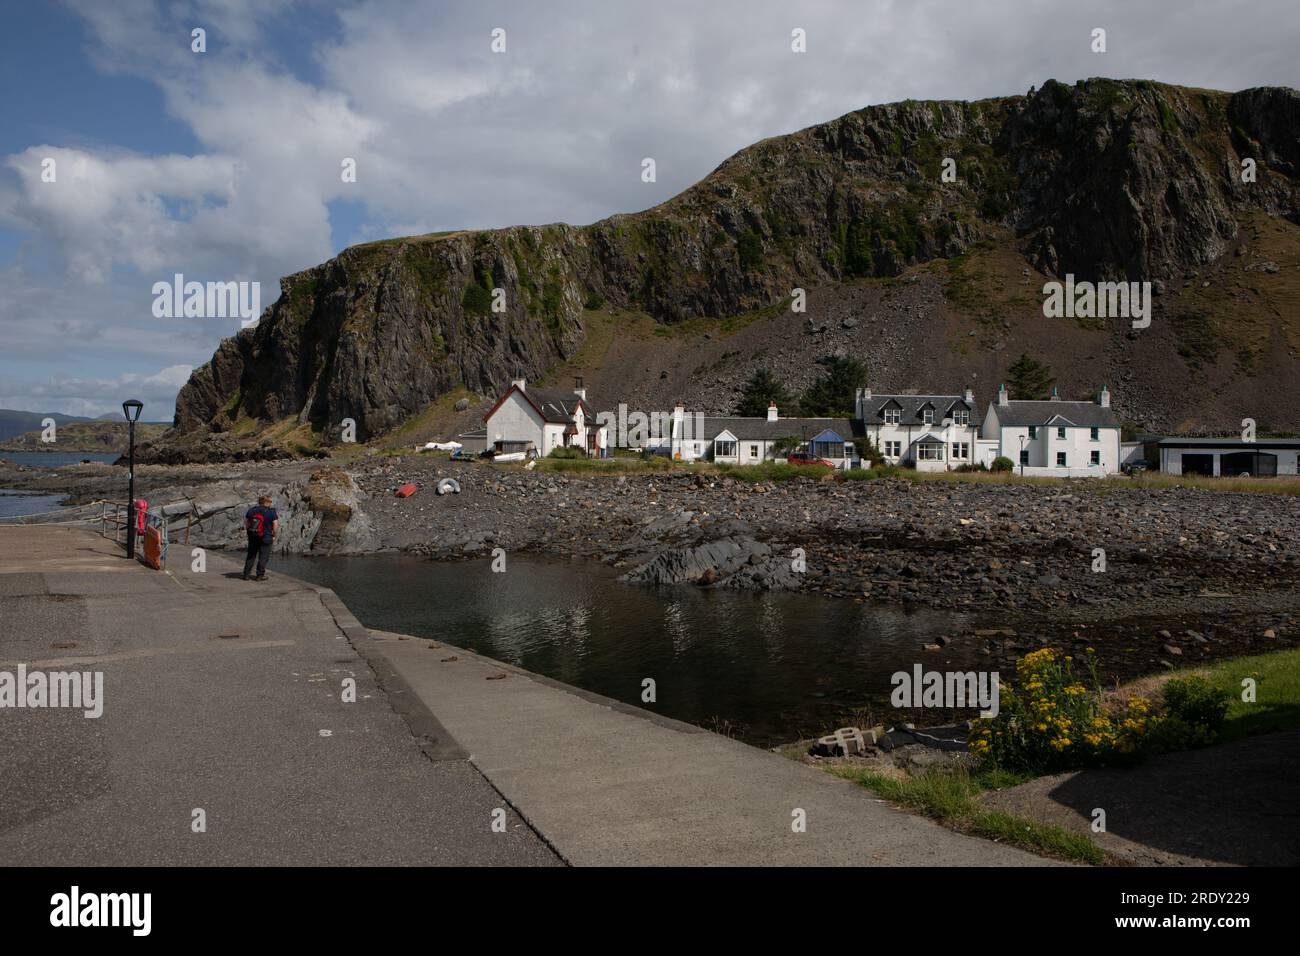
xmin=990 ymin=400 xmax=1119 ymax=428
xmin=860 ymin=394 xmax=976 ymax=424
xmin=523 ymin=388 xmax=590 ymax=424
xmin=689 ymin=416 xmax=862 ymax=442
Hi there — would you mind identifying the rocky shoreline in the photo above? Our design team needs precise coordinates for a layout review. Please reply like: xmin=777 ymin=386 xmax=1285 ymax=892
xmin=5 ymin=453 xmax=1297 ymax=687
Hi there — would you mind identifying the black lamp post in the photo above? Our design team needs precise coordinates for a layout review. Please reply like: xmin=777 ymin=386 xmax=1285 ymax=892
xmin=122 ymin=399 xmax=143 ymax=559
xmin=1018 ymin=434 xmax=1027 ymax=477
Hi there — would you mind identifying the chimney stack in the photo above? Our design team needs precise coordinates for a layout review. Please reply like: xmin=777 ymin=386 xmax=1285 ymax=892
xmin=963 ymin=387 xmax=975 ymax=404
xmin=997 ymin=383 xmax=1009 ymax=407
xmin=1099 ymin=384 xmax=1110 ymax=408
xmin=511 ymin=377 xmax=526 ymax=393
xmin=1050 ymin=386 xmax=1059 ymax=401
xmin=767 ymin=402 xmax=779 ymax=423
xmin=573 ymin=375 xmax=586 ymax=401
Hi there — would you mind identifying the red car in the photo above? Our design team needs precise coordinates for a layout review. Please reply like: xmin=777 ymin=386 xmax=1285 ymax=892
xmin=786 ymin=452 xmax=836 ymax=468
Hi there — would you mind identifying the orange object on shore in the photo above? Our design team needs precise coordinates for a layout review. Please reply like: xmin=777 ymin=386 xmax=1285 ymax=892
xmin=140 ymin=525 xmax=164 ymax=570
xmin=395 ymin=483 xmax=417 ymax=498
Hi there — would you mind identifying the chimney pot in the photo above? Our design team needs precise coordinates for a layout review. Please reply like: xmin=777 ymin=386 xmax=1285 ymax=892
xmin=767 ymin=402 xmax=779 ymax=423
xmin=997 ymin=383 xmax=1009 ymax=407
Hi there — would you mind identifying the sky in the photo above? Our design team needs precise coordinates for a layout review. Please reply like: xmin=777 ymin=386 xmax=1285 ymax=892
xmin=0 ymin=0 xmax=1296 ymax=420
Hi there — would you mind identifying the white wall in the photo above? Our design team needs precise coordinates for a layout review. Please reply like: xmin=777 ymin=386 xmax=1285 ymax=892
xmin=987 ymin=409 xmax=1121 ymax=476
xmin=863 ymin=422 xmax=980 ymax=470
xmin=485 ymin=391 xmax=545 ymax=450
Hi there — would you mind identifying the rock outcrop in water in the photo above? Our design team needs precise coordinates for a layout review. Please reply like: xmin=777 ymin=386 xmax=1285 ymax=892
xmin=146 ymin=79 xmax=1300 ymax=462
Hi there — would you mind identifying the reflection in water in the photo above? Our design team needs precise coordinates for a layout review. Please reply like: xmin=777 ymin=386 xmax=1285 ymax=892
xmin=277 ymin=552 xmax=985 ymax=747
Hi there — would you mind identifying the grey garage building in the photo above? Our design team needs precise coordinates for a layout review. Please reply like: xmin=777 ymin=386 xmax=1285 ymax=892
xmin=1157 ymin=438 xmax=1300 ymax=477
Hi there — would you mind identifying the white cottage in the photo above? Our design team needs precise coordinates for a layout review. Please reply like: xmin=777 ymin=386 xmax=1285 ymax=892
xmin=982 ymin=384 xmax=1121 ymax=476
xmin=663 ymin=402 xmax=861 ymax=469
xmin=854 ymin=388 xmax=984 ymax=471
xmin=482 ymin=378 xmax=608 ymax=458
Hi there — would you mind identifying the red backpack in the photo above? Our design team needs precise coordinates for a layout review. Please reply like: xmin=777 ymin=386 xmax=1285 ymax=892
xmin=246 ymin=509 xmax=266 ymax=537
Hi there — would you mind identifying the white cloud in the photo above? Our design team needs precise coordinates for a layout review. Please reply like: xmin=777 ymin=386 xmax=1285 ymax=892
xmin=0 ymin=364 xmax=193 ymax=419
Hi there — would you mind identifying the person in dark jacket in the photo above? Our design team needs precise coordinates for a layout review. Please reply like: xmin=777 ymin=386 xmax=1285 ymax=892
xmin=242 ymin=495 xmax=279 ymax=581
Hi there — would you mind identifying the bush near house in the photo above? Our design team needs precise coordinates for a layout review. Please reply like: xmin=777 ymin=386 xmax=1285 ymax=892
xmin=547 ymin=446 xmax=585 ymax=459
xmin=990 ymin=455 xmax=1015 ymax=472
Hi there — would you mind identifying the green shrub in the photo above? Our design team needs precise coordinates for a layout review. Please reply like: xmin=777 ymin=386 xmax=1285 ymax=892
xmin=1141 ymin=715 xmax=1220 ymax=753
xmin=547 ymin=445 xmax=585 ymax=459
xmin=990 ymin=456 xmax=1015 ymax=472
xmin=1161 ymin=676 xmax=1231 ymax=735
xmin=462 ymin=281 xmax=492 ymax=315
xmin=737 ymin=230 xmax=764 ymax=270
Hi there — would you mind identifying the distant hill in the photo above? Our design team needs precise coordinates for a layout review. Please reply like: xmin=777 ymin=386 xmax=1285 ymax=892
xmin=0 ymin=409 xmax=93 ymax=443
xmin=0 ymin=420 xmax=168 ymax=453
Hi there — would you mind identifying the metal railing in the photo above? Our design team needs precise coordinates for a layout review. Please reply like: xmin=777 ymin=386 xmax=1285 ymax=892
xmin=97 ymin=501 xmax=170 ymax=568
xmin=0 ymin=498 xmax=112 ymax=526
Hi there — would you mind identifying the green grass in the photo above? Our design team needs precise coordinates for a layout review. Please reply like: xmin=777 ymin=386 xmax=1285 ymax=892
xmin=1173 ymin=648 xmax=1300 ymax=743
xmin=714 ymin=461 xmax=847 ymax=482
xmin=1122 ymin=472 xmax=1300 ymax=496
xmin=533 ymin=455 xmax=676 ymax=474
xmin=828 ymin=765 xmax=1105 ymax=864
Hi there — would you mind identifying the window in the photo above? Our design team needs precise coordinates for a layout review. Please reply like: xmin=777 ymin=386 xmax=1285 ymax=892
xmin=953 ymin=409 xmax=970 ymax=425
xmin=1019 ymin=449 xmax=1029 ymax=465
xmin=1028 ymin=426 xmax=1038 ymax=439
xmin=884 ymin=407 xmax=900 ymax=424
xmin=716 ymin=440 xmax=737 ymax=457
xmin=749 ymin=444 xmax=759 ymax=459
xmin=1057 ymin=427 xmax=1066 ymax=440
xmin=885 ymin=441 xmax=901 ymax=457
xmin=1090 ymin=427 xmax=1099 ymax=441
xmin=952 ymin=443 xmax=969 ymax=459
xmin=1056 ymin=452 xmax=1067 ymax=467
xmin=1091 ymin=450 xmax=1101 ymax=466
xmin=922 ymin=408 xmax=934 ymax=424
xmin=918 ymin=443 xmax=944 ymax=461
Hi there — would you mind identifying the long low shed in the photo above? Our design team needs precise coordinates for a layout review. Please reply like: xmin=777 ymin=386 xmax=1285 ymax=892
xmin=1157 ymin=438 xmax=1300 ymax=477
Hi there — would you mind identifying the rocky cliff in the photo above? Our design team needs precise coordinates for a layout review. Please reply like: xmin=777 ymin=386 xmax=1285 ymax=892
xmin=147 ymin=78 xmax=1300 ymax=461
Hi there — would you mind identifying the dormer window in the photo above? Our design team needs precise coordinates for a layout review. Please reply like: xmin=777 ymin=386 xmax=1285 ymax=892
xmin=922 ymin=409 xmax=934 ymax=424
xmin=953 ymin=409 xmax=970 ymax=426
xmin=884 ymin=407 xmax=900 ymax=424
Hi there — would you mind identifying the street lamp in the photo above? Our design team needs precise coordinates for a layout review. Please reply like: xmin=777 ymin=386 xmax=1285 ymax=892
xmin=1018 ymin=434 xmax=1027 ymax=477
xmin=122 ymin=399 xmax=143 ymax=559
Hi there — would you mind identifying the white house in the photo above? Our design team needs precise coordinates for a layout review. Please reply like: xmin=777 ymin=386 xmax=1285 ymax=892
xmin=854 ymin=388 xmax=985 ymax=471
xmin=982 ymin=384 xmax=1121 ymax=476
xmin=482 ymin=378 xmax=608 ymax=457
xmin=662 ymin=402 xmax=862 ymax=469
